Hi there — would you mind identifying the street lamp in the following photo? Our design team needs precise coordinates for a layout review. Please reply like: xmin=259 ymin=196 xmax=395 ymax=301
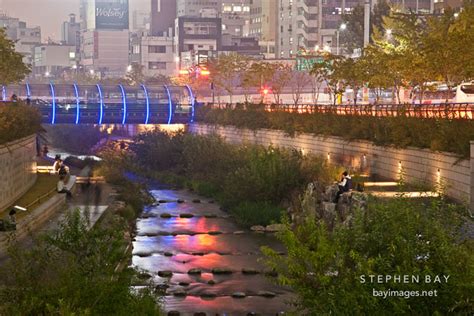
xmin=386 ymin=29 xmax=392 ymax=36
xmin=323 ymin=44 xmax=331 ymax=52
xmin=336 ymin=23 xmax=347 ymax=55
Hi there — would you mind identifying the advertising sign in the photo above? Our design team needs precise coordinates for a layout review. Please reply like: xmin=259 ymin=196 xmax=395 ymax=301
xmin=95 ymin=0 xmax=129 ymax=30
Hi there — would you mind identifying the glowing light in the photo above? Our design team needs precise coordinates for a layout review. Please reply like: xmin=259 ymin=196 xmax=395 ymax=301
xmin=45 ymin=71 xmax=50 ymax=77
xmin=386 ymin=29 xmax=392 ymax=35
xmin=118 ymin=84 xmax=127 ymax=124
xmin=49 ymin=82 xmax=56 ymax=124
xmin=323 ymin=45 xmax=331 ymax=52
xmin=164 ymin=85 xmax=173 ymax=125
xmin=200 ymin=69 xmax=210 ymax=76
xmin=25 ymin=83 xmax=31 ymax=98
xmin=127 ymin=65 xmax=132 ymax=72
xmin=90 ymin=69 xmax=95 ymax=75
xmin=73 ymin=83 xmax=80 ymax=124
xmin=340 ymin=23 xmax=347 ymax=30
xmin=140 ymin=84 xmax=150 ymax=124
xmin=179 ymin=69 xmax=189 ymax=75
xmin=96 ymin=84 xmax=104 ymax=125
xmin=327 ymin=152 xmax=331 ymax=160
xmin=263 ymin=88 xmax=269 ymax=95
xmin=185 ymin=84 xmax=195 ymax=123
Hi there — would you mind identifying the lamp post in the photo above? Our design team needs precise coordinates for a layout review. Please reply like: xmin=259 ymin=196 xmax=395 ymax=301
xmin=336 ymin=23 xmax=347 ymax=55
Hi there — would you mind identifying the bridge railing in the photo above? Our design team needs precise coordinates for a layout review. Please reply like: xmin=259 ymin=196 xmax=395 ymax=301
xmin=205 ymin=103 xmax=474 ymax=119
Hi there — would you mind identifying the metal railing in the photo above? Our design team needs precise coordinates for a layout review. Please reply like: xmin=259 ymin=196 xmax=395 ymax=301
xmin=206 ymin=103 xmax=474 ymax=120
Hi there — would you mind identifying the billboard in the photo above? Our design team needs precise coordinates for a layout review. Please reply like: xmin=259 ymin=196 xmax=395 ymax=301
xmin=95 ymin=0 xmax=129 ymax=30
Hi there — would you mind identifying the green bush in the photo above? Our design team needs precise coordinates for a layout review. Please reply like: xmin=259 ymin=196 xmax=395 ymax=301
xmin=44 ymin=124 xmax=106 ymax=154
xmin=197 ymin=107 xmax=474 ymax=158
xmin=231 ymin=201 xmax=284 ymax=227
xmin=262 ymin=198 xmax=474 ymax=315
xmin=0 ymin=103 xmax=42 ymax=145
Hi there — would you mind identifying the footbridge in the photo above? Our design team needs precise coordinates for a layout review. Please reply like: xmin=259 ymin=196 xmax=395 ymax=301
xmin=2 ymin=83 xmax=195 ymax=124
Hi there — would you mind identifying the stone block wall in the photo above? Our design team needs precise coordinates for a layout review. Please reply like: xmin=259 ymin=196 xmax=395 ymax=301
xmin=190 ymin=124 xmax=472 ymax=208
xmin=0 ymin=135 xmax=37 ymax=211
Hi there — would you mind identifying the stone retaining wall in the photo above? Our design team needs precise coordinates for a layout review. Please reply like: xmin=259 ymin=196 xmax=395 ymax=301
xmin=0 ymin=135 xmax=37 ymax=211
xmin=189 ymin=124 xmax=472 ymax=210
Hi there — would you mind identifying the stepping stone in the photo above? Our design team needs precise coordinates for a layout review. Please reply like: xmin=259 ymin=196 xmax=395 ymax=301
xmin=208 ymin=231 xmax=222 ymax=235
xmin=158 ymin=200 xmax=168 ymax=203
xmin=204 ymin=214 xmax=217 ymax=218
xmin=188 ymin=268 xmax=202 ymax=275
xmin=155 ymin=283 xmax=169 ymax=294
xmin=232 ymin=292 xmax=246 ymax=298
xmin=137 ymin=272 xmax=152 ymax=279
xmin=207 ymin=279 xmax=216 ymax=285
xmin=172 ymin=289 xmax=187 ymax=297
xmin=233 ymin=230 xmax=245 ymax=235
xmin=250 ymin=225 xmax=265 ymax=232
xmin=180 ymin=213 xmax=194 ymax=218
xmin=200 ymin=292 xmax=217 ymax=298
xmin=211 ymin=268 xmax=233 ymax=275
xmin=158 ymin=231 xmax=171 ymax=236
xmin=178 ymin=281 xmax=190 ymax=286
xmin=168 ymin=311 xmax=180 ymax=316
xmin=257 ymin=290 xmax=276 ymax=298
xmin=160 ymin=213 xmax=172 ymax=218
xmin=177 ymin=199 xmax=185 ymax=203
xmin=217 ymin=251 xmax=231 ymax=255
xmin=141 ymin=213 xmax=157 ymax=218
xmin=164 ymin=252 xmax=173 ymax=257
xmin=192 ymin=252 xmax=205 ymax=256
xmin=134 ymin=252 xmax=152 ymax=257
xmin=242 ymin=268 xmax=259 ymax=275
xmin=192 ymin=199 xmax=201 ymax=203
xmin=158 ymin=271 xmax=173 ymax=278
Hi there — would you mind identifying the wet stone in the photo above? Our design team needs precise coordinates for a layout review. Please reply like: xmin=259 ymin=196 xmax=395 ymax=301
xmin=242 ymin=268 xmax=259 ymax=275
xmin=250 ymin=225 xmax=265 ymax=232
xmin=177 ymin=199 xmax=185 ymax=203
xmin=180 ymin=213 xmax=194 ymax=218
xmin=158 ymin=271 xmax=173 ymax=278
xmin=158 ymin=200 xmax=168 ymax=203
xmin=188 ymin=268 xmax=202 ymax=275
xmin=134 ymin=251 xmax=152 ymax=257
xmin=192 ymin=199 xmax=201 ymax=203
xmin=232 ymin=292 xmax=247 ymax=298
xmin=208 ymin=231 xmax=222 ymax=235
xmin=233 ymin=230 xmax=245 ymax=235
xmin=200 ymin=292 xmax=217 ymax=299
xmin=204 ymin=214 xmax=217 ymax=218
xmin=160 ymin=213 xmax=172 ymax=218
xmin=212 ymin=268 xmax=233 ymax=275
xmin=257 ymin=290 xmax=277 ymax=298
xmin=178 ymin=281 xmax=190 ymax=286
xmin=207 ymin=279 xmax=216 ymax=285
xmin=172 ymin=289 xmax=187 ymax=297
xmin=192 ymin=252 xmax=205 ymax=256
xmin=155 ymin=283 xmax=169 ymax=294
xmin=158 ymin=231 xmax=171 ymax=236
xmin=164 ymin=252 xmax=173 ymax=257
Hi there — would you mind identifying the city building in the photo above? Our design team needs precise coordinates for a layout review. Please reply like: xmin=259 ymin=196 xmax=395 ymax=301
xmin=133 ymin=34 xmax=176 ymax=77
xmin=221 ymin=34 xmax=260 ymax=57
xmin=32 ymin=43 xmax=76 ymax=78
xmin=79 ymin=0 xmax=130 ymax=77
xmin=132 ymin=10 xmax=150 ymax=31
xmin=177 ymin=0 xmax=221 ymax=17
xmin=432 ymin=0 xmax=463 ymax=13
xmin=150 ymin=0 xmax=176 ymax=36
xmin=61 ymin=14 xmax=81 ymax=53
xmin=249 ymin=0 xmax=278 ymax=58
xmin=175 ymin=16 xmax=222 ymax=69
xmin=0 ymin=13 xmax=41 ymax=65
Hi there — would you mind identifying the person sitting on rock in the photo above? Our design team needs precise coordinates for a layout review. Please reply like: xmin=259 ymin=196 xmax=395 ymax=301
xmin=57 ymin=176 xmax=72 ymax=198
xmin=334 ymin=171 xmax=352 ymax=203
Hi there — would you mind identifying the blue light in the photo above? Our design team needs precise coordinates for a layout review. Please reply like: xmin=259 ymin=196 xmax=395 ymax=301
xmin=49 ymin=82 xmax=56 ymax=124
xmin=118 ymin=84 xmax=127 ymax=125
xmin=164 ymin=85 xmax=173 ymax=125
xmin=73 ymin=83 xmax=80 ymax=124
xmin=185 ymin=84 xmax=195 ymax=123
xmin=140 ymin=84 xmax=150 ymax=124
xmin=2 ymin=86 xmax=6 ymax=101
xmin=96 ymin=84 xmax=104 ymax=124
xmin=25 ymin=83 xmax=31 ymax=98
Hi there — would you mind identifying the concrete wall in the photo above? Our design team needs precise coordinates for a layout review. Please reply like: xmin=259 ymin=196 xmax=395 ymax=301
xmin=190 ymin=124 xmax=472 ymax=207
xmin=0 ymin=135 xmax=37 ymax=211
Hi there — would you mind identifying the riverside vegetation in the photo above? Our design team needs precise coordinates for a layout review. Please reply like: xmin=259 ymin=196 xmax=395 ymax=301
xmin=0 ymin=103 xmax=42 ymax=145
xmin=197 ymin=106 xmax=474 ymax=158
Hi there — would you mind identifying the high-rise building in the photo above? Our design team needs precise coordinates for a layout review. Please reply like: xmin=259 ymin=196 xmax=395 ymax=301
xmin=33 ymin=43 xmax=77 ymax=78
xmin=249 ymin=0 xmax=278 ymax=58
xmin=79 ymin=0 xmax=130 ymax=77
xmin=0 ymin=13 xmax=41 ymax=65
xmin=150 ymin=0 xmax=176 ymax=36
xmin=132 ymin=10 xmax=151 ymax=31
xmin=61 ymin=14 xmax=81 ymax=53
xmin=177 ymin=0 xmax=221 ymax=17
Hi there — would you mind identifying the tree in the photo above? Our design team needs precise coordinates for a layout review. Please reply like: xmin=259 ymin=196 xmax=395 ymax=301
xmin=269 ymin=63 xmax=292 ymax=105
xmin=242 ymin=61 xmax=275 ymax=103
xmin=207 ymin=53 xmax=251 ymax=104
xmin=262 ymin=198 xmax=474 ymax=315
xmin=290 ymin=71 xmax=313 ymax=106
xmin=0 ymin=28 xmax=30 ymax=87
xmin=125 ymin=63 xmax=145 ymax=85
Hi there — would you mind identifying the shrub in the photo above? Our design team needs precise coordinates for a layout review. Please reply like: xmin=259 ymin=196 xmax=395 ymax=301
xmin=44 ymin=124 xmax=106 ymax=154
xmin=0 ymin=103 xmax=42 ymax=145
xmin=197 ymin=107 xmax=474 ymax=158
xmin=231 ymin=201 xmax=284 ymax=227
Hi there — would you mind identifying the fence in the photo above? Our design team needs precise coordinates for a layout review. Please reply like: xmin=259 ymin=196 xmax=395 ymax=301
xmin=206 ymin=103 xmax=474 ymax=120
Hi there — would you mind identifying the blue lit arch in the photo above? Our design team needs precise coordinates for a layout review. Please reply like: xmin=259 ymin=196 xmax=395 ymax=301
xmin=118 ymin=84 xmax=127 ymax=125
xmin=49 ymin=82 xmax=56 ymax=124
xmin=73 ymin=83 xmax=80 ymax=124
xmin=185 ymin=84 xmax=195 ymax=123
xmin=140 ymin=84 xmax=150 ymax=124
xmin=96 ymin=84 xmax=104 ymax=124
xmin=164 ymin=85 xmax=173 ymax=125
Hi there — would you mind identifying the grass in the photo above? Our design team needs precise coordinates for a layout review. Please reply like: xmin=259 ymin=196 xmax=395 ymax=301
xmin=0 ymin=174 xmax=58 ymax=221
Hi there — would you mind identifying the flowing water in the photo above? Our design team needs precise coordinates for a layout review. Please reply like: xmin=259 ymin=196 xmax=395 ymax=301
xmin=132 ymin=189 xmax=294 ymax=315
